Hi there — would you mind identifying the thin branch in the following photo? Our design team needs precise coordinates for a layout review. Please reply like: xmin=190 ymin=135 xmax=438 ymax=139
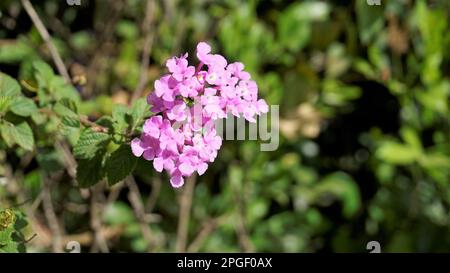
xmin=54 ymin=141 xmax=77 ymax=178
xmin=132 ymin=0 xmax=156 ymax=103
xmin=41 ymin=176 xmax=63 ymax=253
xmin=79 ymin=115 xmax=109 ymax=133
xmin=89 ymin=184 xmax=109 ymax=253
xmin=126 ymin=176 xmax=153 ymax=251
xmin=20 ymin=0 xmax=71 ymax=83
xmin=187 ymin=216 xmax=227 ymax=253
xmin=230 ymin=177 xmax=255 ymax=252
xmin=176 ymin=174 xmax=197 ymax=253
xmin=145 ymin=177 xmax=161 ymax=213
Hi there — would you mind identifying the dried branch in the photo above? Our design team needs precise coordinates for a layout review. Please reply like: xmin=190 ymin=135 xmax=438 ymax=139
xmin=231 ymin=180 xmax=255 ymax=252
xmin=145 ymin=177 xmax=161 ymax=212
xmin=187 ymin=216 xmax=227 ymax=253
xmin=175 ymin=174 xmax=197 ymax=253
xmin=20 ymin=0 xmax=71 ymax=83
xmin=126 ymin=176 xmax=153 ymax=251
xmin=89 ymin=184 xmax=110 ymax=253
xmin=41 ymin=176 xmax=63 ymax=252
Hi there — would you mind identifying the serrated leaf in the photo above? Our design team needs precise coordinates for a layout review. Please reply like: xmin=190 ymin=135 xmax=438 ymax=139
xmin=10 ymin=97 xmax=38 ymax=117
xmin=0 ymin=241 xmax=20 ymax=253
xmin=130 ymin=98 xmax=149 ymax=131
xmin=76 ymin=153 xmax=105 ymax=187
xmin=112 ymin=104 xmax=130 ymax=134
xmin=0 ymin=95 xmax=13 ymax=113
xmin=73 ymin=128 xmax=110 ymax=159
xmin=50 ymin=77 xmax=80 ymax=102
xmin=54 ymin=98 xmax=78 ymax=117
xmin=105 ymin=145 xmax=137 ymax=186
xmin=61 ymin=116 xmax=80 ymax=128
xmin=13 ymin=122 xmax=35 ymax=151
xmin=96 ymin=116 xmax=114 ymax=131
xmin=0 ymin=227 xmax=14 ymax=245
xmin=0 ymin=121 xmax=34 ymax=151
xmin=0 ymin=72 xmax=21 ymax=97
xmin=33 ymin=61 xmax=54 ymax=82
xmin=0 ymin=122 xmax=16 ymax=147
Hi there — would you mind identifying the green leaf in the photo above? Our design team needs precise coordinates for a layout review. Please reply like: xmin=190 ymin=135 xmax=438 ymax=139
xmin=0 ymin=122 xmax=16 ymax=147
xmin=0 ymin=95 xmax=13 ymax=113
xmin=33 ymin=61 xmax=54 ymax=83
xmin=0 ymin=40 xmax=33 ymax=63
xmin=0 ymin=121 xmax=34 ymax=151
xmin=13 ymin=122 xmax=35 ymax=151
xmin=0 ymin=72 xmax=21 ymax=97
xmin=54 ymin=98 xmax=78 ymax=116
xmin=50 ymin=77 xmax=80 ymax=102
xmin=130 ymin=98 xmax=149 ymax=131
xmin=73 ymin=128 xmax=110 ymax=159
xmin=76 ymin=153 xmax=105 ymax=187
xmin=376 ymin=141 xmax=420 ymax=165
xmin=277 ymin=2 xmax=330 ymax=52
xmin=112 ymin=104 xmax=130 ymax=134
xmin=355 ymin=0 xmax=384 ymax=44
xmin=105 ymin=145 xmax=137 ymax=186
xmin=0 ymin=241 xmax=19 ymax=253
xmin=0 ymin=227 xmax=14 ymax=245
xmin=400 ymin=127 xmax=423 ymax=152
xmin=314 ymin=172 xmax=361 ymax=218
xmin=61 ymin=116 xmax=81 ymax=128
xmin=10 ymin=97 xmax=38 ymax=117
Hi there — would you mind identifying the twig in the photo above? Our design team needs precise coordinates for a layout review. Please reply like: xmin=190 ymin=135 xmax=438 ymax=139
xmin=41 ymin=176 xmax=63 ymax=253
xmin=231 ymin=179 xmax=255 ymax=252
xmin=145 ymin=177 xmax=161 ymax=213
xmin=20 ymin=0 xmax=70 ymax=83
xmin=126 ymin=176 xmax=153 ymax=251
xmin=175 ymin=174 xmax=197 ymax=253
xmin=24 ymin=233 xmax=38 ymax=243
xmin=54 ymin=141 xmax=77 ymax=178
xmin=79 ymin=115 xmax=109 ymax=133
xmin=89 ymin=184 xmax=109 ymax=253
xmin=187 ymin=216 xmax=226 ymax=253
xmin=131 ymin=0 xmax=156 ymax=103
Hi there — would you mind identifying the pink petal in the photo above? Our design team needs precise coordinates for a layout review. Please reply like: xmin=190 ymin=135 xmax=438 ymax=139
xmin=131 ymin=138 xmax=144 ymax=157
xmin=197 ymin=42 xmax=211 ymax=56
xmin=179 ymin=162 xmax=194 ymax=176
xmin=143 ymin=149 xmax=155 ymax=161
xmin=197 ymin=162 xmax=208 ymax=175
xmin=170 ymin=174 xmax=184 ymax=188
xmin=153 ymin=157 xmax=164 ymax=172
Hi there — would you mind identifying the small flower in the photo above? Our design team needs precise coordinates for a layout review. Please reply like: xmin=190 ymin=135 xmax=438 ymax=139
xmin=132 ymin=41 xmax=268 ymax=187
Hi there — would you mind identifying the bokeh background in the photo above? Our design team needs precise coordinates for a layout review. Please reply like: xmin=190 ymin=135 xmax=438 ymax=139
xmin=1 ymin=0 xmax=450 ymax=252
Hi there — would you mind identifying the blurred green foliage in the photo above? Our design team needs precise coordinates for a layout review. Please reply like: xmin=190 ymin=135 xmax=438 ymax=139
xmin=0 ymin=0 xmax=450 ymax=252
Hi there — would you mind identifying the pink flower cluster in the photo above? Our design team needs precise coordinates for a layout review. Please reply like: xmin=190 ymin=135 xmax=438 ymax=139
xmin=131 ymin=42 xmax=268 ymax=187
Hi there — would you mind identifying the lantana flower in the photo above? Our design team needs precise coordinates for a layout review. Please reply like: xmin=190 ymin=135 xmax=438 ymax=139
xmin=131 ymin=42 xmax=268 ymax=188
